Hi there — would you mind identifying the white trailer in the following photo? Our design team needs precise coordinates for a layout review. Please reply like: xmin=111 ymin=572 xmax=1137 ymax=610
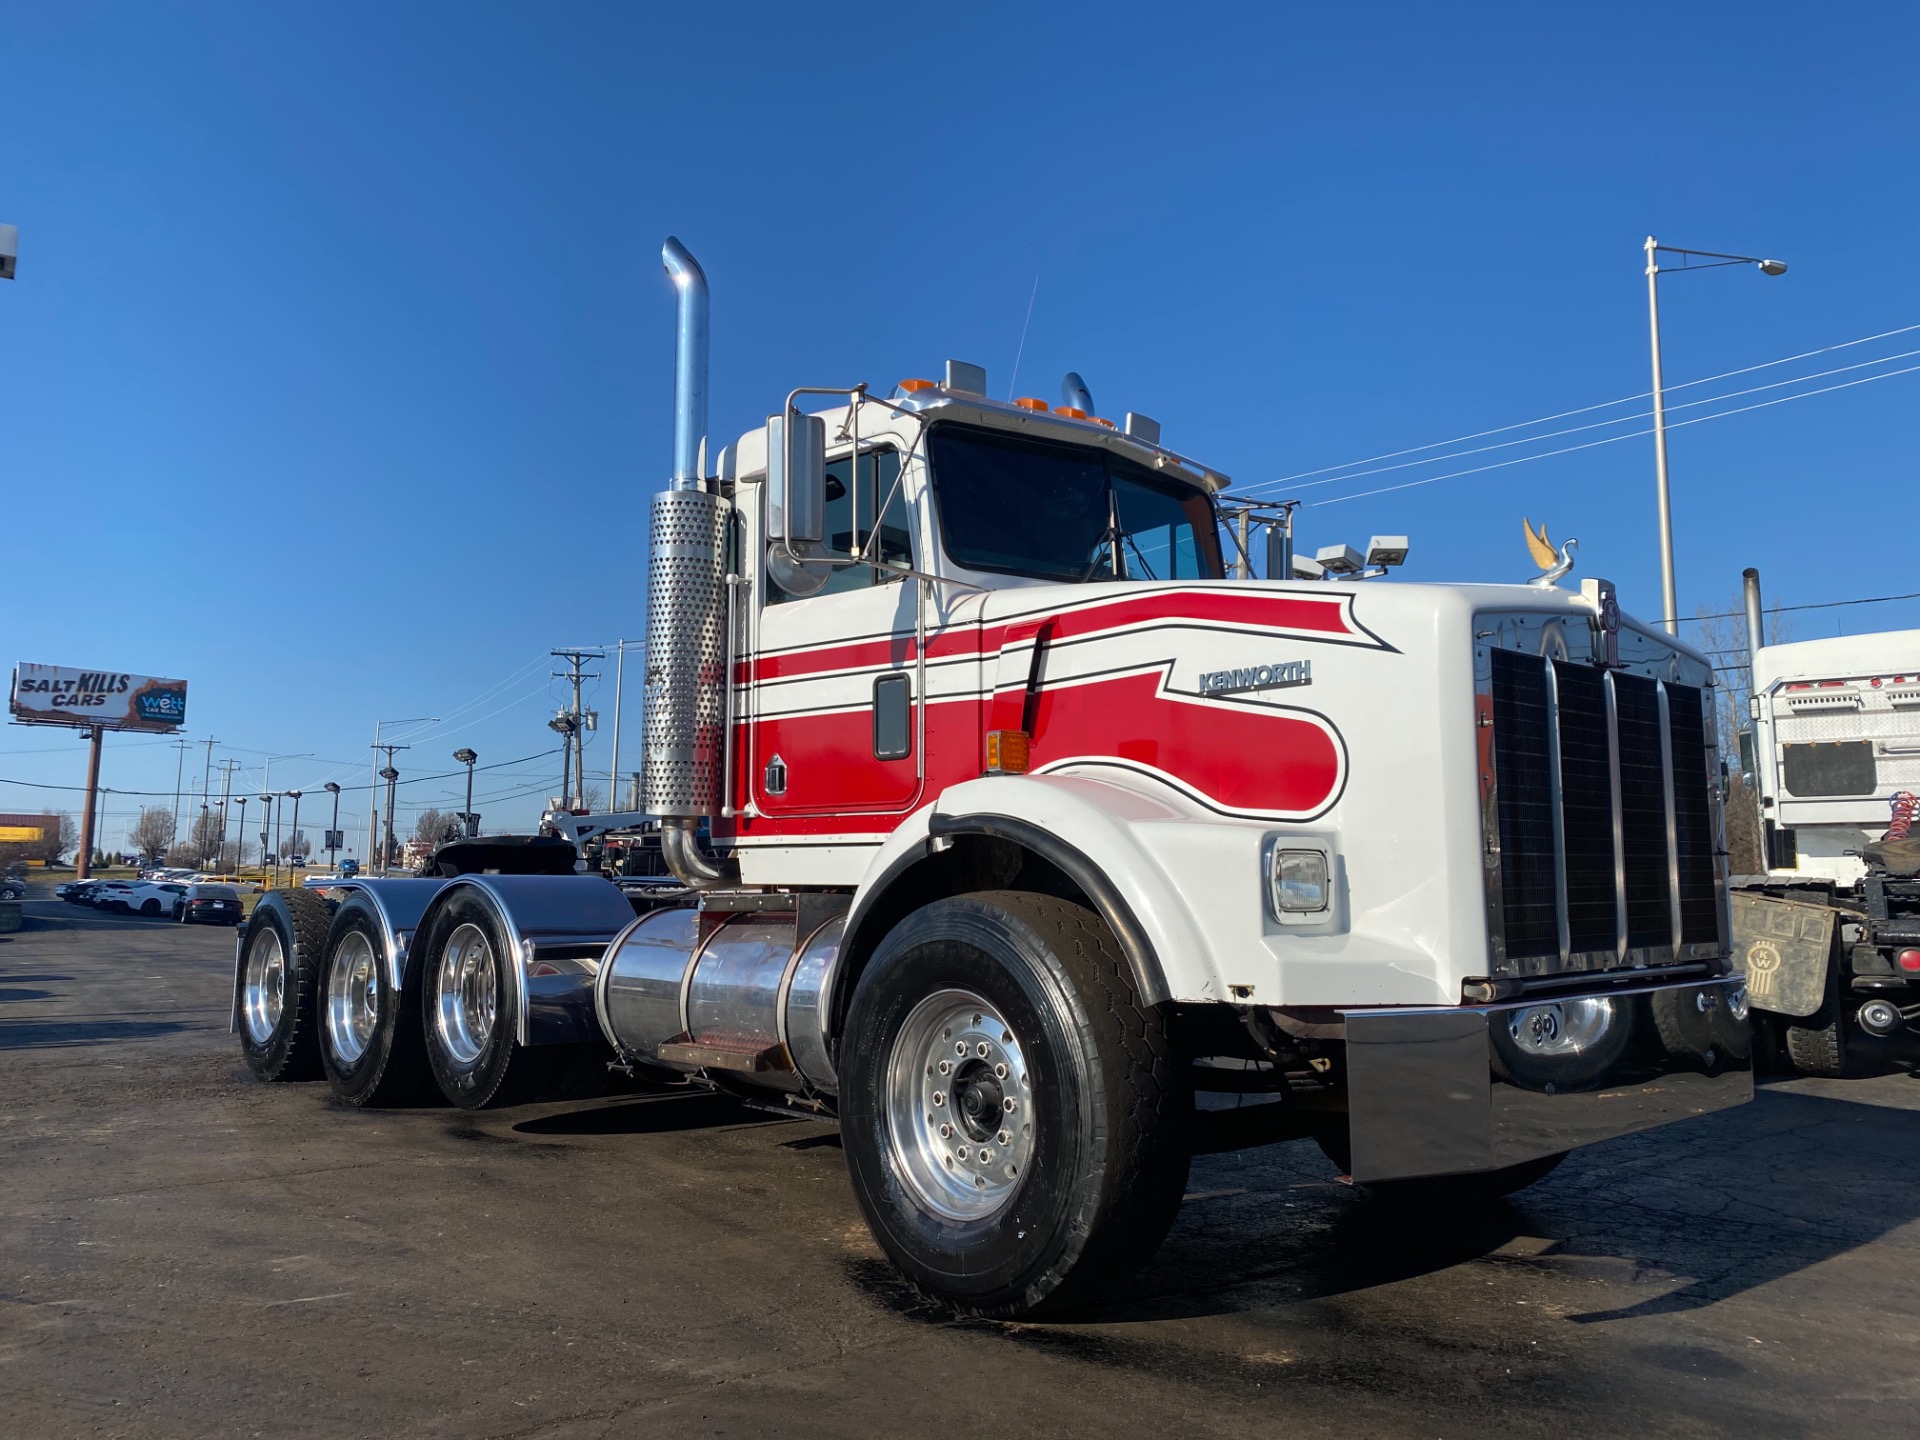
xmin=1732 ymin=567 xmax=1920 ymax=1074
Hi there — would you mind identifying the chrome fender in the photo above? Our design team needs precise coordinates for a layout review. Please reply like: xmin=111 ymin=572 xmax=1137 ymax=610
xmin=412 ymin=875 xmax=637 ymax=1047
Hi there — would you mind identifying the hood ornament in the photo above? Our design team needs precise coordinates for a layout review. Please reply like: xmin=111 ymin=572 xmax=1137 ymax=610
xmin=1523 ymin=517 xmax=1578 ymax=588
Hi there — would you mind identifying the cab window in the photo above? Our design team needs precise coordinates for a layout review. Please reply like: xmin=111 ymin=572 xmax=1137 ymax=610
xmin=768 ymin=448 xmax=910 ymax=603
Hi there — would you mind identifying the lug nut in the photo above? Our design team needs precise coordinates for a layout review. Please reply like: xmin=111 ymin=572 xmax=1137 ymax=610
xmin=997 ymin=1129 xmax=1012 ymax=1146
xmin=980 ymin=1148 xmax=996 ymax=1164
xmin=994 ymin=1063 xmax=1008 ymax=1079
xmin=976 ymin=1042 xmax=991 ymax=1058
xmin=956 ymin=1147 xmax=970 ymax=1161
xmin=939 ymin=1123 xmax=953 ymax=1139
xmin=1003 ymin=1097 xmax=1018 ymax=1113
xmin=938 ymin=1059 xmax=951 ymax=1075
xmin=932 ymin=1091 xmax=945 ymax=1107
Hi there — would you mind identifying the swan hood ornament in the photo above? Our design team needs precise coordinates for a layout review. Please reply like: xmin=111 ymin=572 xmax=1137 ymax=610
xmin=1523 ymin=517 xmax=1578 ymax=588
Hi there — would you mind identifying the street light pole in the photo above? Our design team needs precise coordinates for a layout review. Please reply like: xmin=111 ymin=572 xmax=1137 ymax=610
xmin=233 ymin=796 xmax=247 ymax=867
xmin=324 ymin=782 xmax=341 ymax=871
xmin=286 ymin=791 xmax=303 ymax=875
xmin=453 ymin=749 xmax=478 ymax=837
xmin=1644 ymin=235 xmax=1788 ymax=635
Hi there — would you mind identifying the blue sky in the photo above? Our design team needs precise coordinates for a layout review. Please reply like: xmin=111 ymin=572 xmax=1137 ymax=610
xmin=3 ymin=2 xmax=1917 ymax=850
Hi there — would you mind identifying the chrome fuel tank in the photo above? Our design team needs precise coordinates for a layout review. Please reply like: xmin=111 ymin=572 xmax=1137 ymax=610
xmin=596 ymin=907 xmax=843 ymax=1095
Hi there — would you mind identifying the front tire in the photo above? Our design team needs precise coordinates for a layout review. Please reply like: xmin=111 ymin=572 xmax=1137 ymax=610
xmin=417 ymin=890 xmax=555 ymax=1109
xmin=839 ymin=892 xmax=1188 ymax=1318
xmin=237 ymin=890 xmax=331 ymax=1081
xmin=319 ymin=907 xmax=432 ymax=1107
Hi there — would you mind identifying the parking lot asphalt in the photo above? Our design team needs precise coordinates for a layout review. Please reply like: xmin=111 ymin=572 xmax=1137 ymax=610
xmin=4 ymin=893 xmax=1920 ymax=1440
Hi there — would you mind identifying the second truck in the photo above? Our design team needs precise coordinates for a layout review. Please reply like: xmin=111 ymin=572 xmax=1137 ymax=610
xmin=234 ymin=239 xmax=1752 ymax=1317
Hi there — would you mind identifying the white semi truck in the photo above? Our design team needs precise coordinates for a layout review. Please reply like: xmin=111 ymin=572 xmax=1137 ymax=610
xmin=234 ymin=239 xmax=1752 ymax=1317
xmin=1731 ymin=567 xmax=1920 ymax=1074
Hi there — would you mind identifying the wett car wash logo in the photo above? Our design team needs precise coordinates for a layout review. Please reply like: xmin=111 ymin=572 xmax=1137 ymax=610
xmin=1197 ymin=658 xmax=1313 ymax=697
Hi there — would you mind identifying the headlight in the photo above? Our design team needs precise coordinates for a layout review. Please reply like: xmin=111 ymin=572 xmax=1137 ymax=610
xmin=1269 ymin=847 xmax=1329 ymax=915
xmin=1506 ymin=997 xmax=1615 ymax=1058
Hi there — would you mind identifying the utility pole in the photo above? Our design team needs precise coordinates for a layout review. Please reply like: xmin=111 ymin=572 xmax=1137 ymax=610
xmin=168 ymin=737 xmax=191 ymax=855
xmin=369 ymin=716 xmax=437 ymax=864
xmin=549 ymin=649 xmax=602 ymax=810
xmin=609 ymin=638 xmax=626 ymax=806
xmin=197 ymin=737 xmax=220 ymax=865
xmin=216 ymin=759 xmax=241 ymax=869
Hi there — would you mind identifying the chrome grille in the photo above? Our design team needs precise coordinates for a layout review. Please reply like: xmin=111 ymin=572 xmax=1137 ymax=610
xmin=1486 ymin=649 xmax=1724 ymax=976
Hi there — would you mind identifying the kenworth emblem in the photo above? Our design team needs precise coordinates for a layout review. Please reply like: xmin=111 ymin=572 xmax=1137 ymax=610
xmin=1197 ymin=659 xmax=1313 ymax=697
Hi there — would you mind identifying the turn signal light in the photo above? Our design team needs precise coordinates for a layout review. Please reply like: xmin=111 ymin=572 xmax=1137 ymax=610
xmin=899 ymin=378 xmax=936 ymax=392
xmin=1897 ymin=949 xmax=1920 ymax=972
xmin=1013 ymin=397 xmax=1048 ymax=411
xmin=985 ymin=729 xmax=1031 ymax=774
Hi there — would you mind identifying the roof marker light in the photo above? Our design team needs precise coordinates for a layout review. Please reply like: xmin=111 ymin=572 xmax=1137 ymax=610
xmin=1014 ymin=397 xmax=1048 ymax=412
xmin=900 ymin=378 xmax=936 ymax=393
xmin=1054 ymin=406 xmax=1087 ymax=419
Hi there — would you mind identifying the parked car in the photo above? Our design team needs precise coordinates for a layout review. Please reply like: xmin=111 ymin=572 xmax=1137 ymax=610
xmin=190 ymin=873 xmax=262 ymax=894
xmin=111 ymin=881 xmax=189 ymax=916
xmin=174 ymin=883 xmax=243 ymax=926
xmin=0 ymin=876 xmax=24 ymax=901
xmin=61 ymin=880 xmax=102 ymax=905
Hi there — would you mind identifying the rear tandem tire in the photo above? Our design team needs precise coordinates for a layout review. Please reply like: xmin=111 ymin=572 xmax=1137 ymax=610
xmin=416 ymin=890 xmax=558 ymax=1109
xmin=318 ymin=906 xmax=433 ymax=1107
xmin=838 ymin=891 xmax=1190 ymax=1319
xmin=237 ymin=889 xmax=332 ymax=1082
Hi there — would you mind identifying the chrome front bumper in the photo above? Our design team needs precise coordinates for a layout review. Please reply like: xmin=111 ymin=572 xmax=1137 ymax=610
xmin=1343 ymin=975 xmax=1752 ymax=1184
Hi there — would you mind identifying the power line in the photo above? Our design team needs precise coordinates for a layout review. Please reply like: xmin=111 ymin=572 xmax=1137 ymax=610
xmin=1307 ymin=361 xmax=1920 ymax=507
xmin=0 ymin=748 xmax=562 ymax=799
xmin=1687 ymin=590 xmax=1920 ymax=624
xmin=1263 ymin=321 xmax=1920 ymax=489
xmin=1246 ymin=346 xmax=1920 ymax=500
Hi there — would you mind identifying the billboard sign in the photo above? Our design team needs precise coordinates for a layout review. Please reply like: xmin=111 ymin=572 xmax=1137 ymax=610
xmin=9 ymin=664 xmax=188 ymax=732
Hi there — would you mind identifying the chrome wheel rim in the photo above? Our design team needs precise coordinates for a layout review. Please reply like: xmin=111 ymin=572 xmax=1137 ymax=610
xmin=325 ymin=930 xmax=381 ymax=1066
xmin=884 ymin=989 xmax=1034 ymax=1222
xmin=435 ymin=923 xmax=497 ymax=1068
xmin=242 ymin=928 xmax=287 ymax=1045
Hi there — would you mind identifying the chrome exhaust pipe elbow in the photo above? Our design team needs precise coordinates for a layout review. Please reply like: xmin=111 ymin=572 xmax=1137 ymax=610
xmin=662 ymin=237 xmax=710 ymax=490
xmin=661 ymin=816 xmax=735 ymax=889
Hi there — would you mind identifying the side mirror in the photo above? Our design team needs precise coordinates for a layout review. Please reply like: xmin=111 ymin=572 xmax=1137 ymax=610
xmin=766 ymin=410 xmax=826 ymax=548
xmin=765 ymin=409 xmax=830 ymax=596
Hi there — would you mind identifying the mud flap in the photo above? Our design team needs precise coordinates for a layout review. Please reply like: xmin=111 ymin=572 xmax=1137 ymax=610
xmin=1730 ymin=892 xmax=1834 ymax=1018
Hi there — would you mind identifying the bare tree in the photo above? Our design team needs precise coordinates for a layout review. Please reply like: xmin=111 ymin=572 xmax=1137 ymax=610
xmin=579 ymin=785 xmax=606 ymax=814
xmin=129 ymin=808 xmax=175 ymax=862
xmin=413 ymin=808 xmax=450 ymax=845
xmin=278 ymin=830 xmax=310 ymax=860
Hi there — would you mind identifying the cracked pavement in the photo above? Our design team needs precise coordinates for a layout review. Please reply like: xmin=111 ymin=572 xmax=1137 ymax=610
xmin=4 ymin=896 xmax=1920 ymax=1438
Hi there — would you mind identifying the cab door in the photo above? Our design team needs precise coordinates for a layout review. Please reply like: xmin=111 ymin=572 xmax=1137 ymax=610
xmin=750 ymin=448 xmax=922 ymax=821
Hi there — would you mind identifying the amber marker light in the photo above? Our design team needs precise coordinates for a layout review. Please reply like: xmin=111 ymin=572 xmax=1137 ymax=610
xmin=1013 ymin=397 xmax=1048 ymax=411
xmin=985 ymin=730 xmax=1031 ymax=774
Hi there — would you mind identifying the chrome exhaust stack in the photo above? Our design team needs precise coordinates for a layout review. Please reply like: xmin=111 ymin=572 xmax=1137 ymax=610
xmin=645 ymin=237 xmax=735 ymax=887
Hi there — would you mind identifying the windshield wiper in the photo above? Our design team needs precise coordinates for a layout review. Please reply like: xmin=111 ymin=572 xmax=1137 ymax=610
xmin=1077 ymin=486 xmax=1125 ymax=582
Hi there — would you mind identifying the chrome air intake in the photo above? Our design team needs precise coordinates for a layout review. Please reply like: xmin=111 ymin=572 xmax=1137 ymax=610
xmin=595 ymin=908 xmax=844 ymax=1094
xmin=644 ymin=237 xmax=731 ymax=827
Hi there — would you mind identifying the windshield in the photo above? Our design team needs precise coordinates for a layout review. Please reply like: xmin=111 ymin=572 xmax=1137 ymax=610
xmin=927 ymin=424 xmax=1222 ymax=583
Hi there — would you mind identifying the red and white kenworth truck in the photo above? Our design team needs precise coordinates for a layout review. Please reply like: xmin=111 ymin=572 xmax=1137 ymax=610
xmin=236 ymin=239 xmax=1751 ymax=1317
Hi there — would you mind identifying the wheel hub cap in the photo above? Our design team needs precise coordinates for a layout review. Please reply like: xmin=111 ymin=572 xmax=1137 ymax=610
xmin=434 ymin=923 xmax=497 ymax=1067
xmin=325 ymin=931 xmax=381 ymax=1065
xmin=242 ymin=929 xmax=286 ymax=1045
xmin=884 ymin=989 xmax=1034 ymax=1222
